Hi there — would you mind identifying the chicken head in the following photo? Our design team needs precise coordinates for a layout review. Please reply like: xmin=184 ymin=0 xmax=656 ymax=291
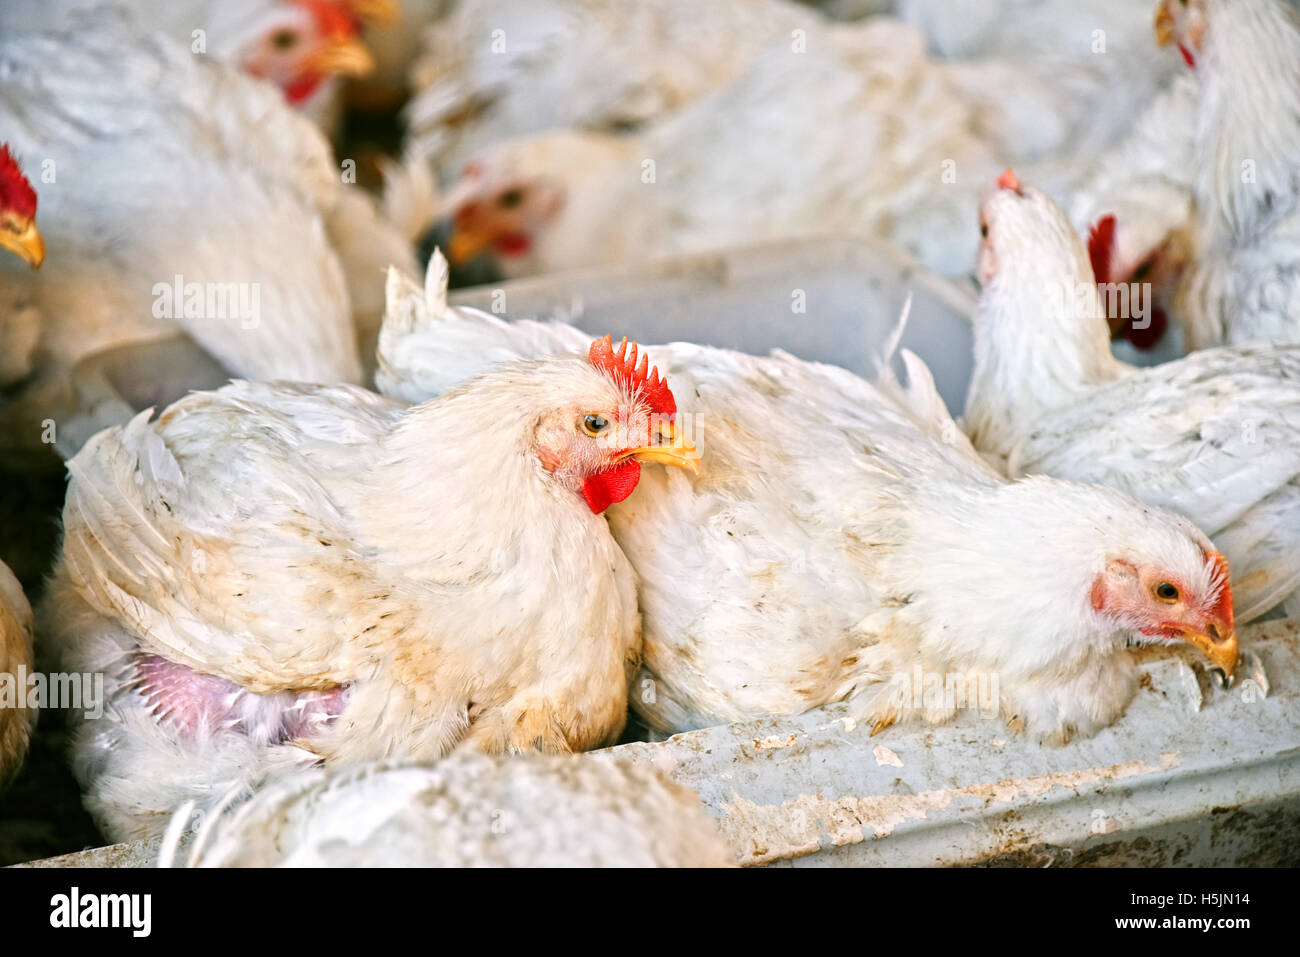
xmin=241 ymin=0 xmax=378 ymax=105
xmin=0 ymin=145 xmax=43 ymax=270
xmin=549 ymin=335 xmax=698 ymax=513
xmin=1091 ymin=549 xmax=1237 ymax=675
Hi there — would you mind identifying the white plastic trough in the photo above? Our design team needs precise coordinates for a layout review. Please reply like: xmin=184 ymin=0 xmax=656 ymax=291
xmin=36 ymin=236 xmax=1299 ymax=867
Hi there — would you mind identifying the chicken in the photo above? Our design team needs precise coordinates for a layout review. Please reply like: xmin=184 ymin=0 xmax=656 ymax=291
xmin=164 ymin=754 xmax=733 ymax=867
xmin=0 ymin=145 xmax=44 ymax=390
xmin=0 ymin=12 xmax=416 ymax=460
xmin=437 ymin=20 xmax=1007 ymax=279
xmin=374 ymin=253 xmax=1239 ymax=745
xmin=916 ymin=0 xmax=1178 ymax=172
xmin=0 ymin=560 xmax=35 ymax=787
xmin=0 ymin=0 xmax=391 ymax=132
xmin=41 ymin=341 xmax=698 ymax=841
xmin=1067 ymin=73 xmax=1199 ymax=355
xmin=404 ymin=0 xmax=820 ymax=173
xmin=965 ymin=172 xmax=1300 ymax=624
xmin=1154 ymin=0 xmax=1300 ymax=349
xmin=893 ymin=0 xmax=1191 ymax=352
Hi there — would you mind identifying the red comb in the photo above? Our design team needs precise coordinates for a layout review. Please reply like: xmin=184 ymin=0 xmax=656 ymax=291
xmin=1088 ymin=214 xmax=1117 ymax=284
xmin=0 ymin=145 xmax=37 ymax=221
xmin=294 ymin=0 xmax=359 ymax=37
xmin=997 ymin=168 xmax=1022 ymax=193
xmin=588 ymin=336 xmax=676 ymax=416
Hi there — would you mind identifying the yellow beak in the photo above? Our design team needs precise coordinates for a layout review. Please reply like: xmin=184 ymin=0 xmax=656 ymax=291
xmin=1155 ymin=4 xmax=1175 ymax=46
xmin=1179 ymin=620 xmax=1238 ymax=677
xmin=448 ymin=227 xmax=492 ymax=265
xmin=303 ymin=37 xmax=376 ymax=78
xmin=0 ymin=219 xmax=44 ymax=269
xmin=623 ymin=422 xmax=700 ymax=474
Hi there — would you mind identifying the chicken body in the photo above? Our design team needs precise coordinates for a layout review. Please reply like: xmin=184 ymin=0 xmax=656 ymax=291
xmin=1157 ymin=0 xmax=1300 ymax=349
xmin=170 ymin=753 xmax=732 ymax=867
xmin=413 ymin=0 xmax=1170 ymax=179
xmin=0 ymin=560 xmax=34 ymax=787
xmin=405 ymin=0 xmax=820 ymax=172
xmin=966 ymin=179 xmax=1300 ymax=623
xmin=375 ymin=254 xmax=1239 ymax=744
xmin=41 ymin=346 xmax=691 ymax=840
xmin=0 ymin=0 xmax=383 ymax=132
xmin=440 ymin=20 xmax=1008 ymax=279
xmin=0 ymin=12 xmax=415 ymax=458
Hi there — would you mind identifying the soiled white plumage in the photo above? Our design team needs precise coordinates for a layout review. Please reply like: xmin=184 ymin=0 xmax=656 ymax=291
xmin=1158 ymin=0 xmax=1300 ymax=349
xmin=965 ymin=181 xmax=1300 ymax=622
xmin=375 ymin=254 xmax=1237 ymax=745
xmin=167 ymin=753 xmax=733 ymax=867
xmin=0 ymin=11 xmax=415 ymax=457
xmin=41 ymin=350 xmax=676 ymax=841
xmin=0 ymin=560 xmax=34 ymax=787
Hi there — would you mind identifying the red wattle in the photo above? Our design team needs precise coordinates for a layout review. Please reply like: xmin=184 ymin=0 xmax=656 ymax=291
xmin=1126 ymin=305 xmax=1168 ymax=351
xmin=582 ymin=459 xmax=642 ymax=514
xmin=493 ymin=232 xmax=533 ymax=257
xmin=284 ymin=74 xmax=324 ymax=105
xmin=1178 ymin=44 xmax=1196 ymax=68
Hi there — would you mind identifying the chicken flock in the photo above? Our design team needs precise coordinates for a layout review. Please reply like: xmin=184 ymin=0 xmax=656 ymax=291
xmin=0 ymin=0 xmax=1295 ymax=867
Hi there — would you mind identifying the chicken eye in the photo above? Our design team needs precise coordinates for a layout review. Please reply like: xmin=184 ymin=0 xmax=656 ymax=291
xmin=271 ymin=29 xmax=298 ymax=50
xmin=1154 ymin=582 xmax=1180 ymax=602
xmin=979 ymin=222 xmax=989 ymax=238
xmin=499 ymin=188 xmax=525 ymax=209
xmin=580 ymin=414 xmax=610 ymax=436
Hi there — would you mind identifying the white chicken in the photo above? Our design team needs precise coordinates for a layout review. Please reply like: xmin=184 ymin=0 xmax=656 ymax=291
xmin=404 ymin=0 xmax=820 ymax=173
xmin=909 ymin=0 xmax=1179 ymax=173
xmin=0 ymin=12 xmax=416 ymax=460
xmin=41 ymin=340 xmax=697 ymax=841
xmin=0 ymin=145 xmax=44 ymax=390
xmin=965 ymin=173 xmax=1300 ymax=623
xmin=375 ymin=253 xmax=1239 ymax=745
xmin=437 ymin=20 xmax=1006 ymax=279
xmin=1065 ymin=72 xmax=1199 ymax=355
xmin=1154 ymin=0 xmax=1300 ymax=348
xmin=0 ymin=0 xmax=393 ymax=134
xmin=0 ymin=560 xmax=35 ymax=788
xmin=166 ymin=754 xmax=733 ymax=867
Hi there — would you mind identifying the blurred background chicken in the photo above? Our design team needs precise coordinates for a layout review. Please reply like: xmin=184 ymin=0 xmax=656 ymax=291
xmin=435 ymin=21 xmax=1004 ymax=280
xmin=1153 ymin=0 xmax=1300 ymax=350
xmin=0 ymin=11 xmax=416 ymax=464
xmin=427 ymin=3 xmax=1187 ymax=284
xmin=967 ymin=175 xmax=1300 ymax=625
xmin=43 ymin=339 xmax=694 ymax=841
xmin=0 ymin=561 xmax=34 ymax=789
xmin=168 ymin=754 xmax=733 ymax=867
xmin=0 ymin=0 xmax=399 ymax=138
xmin=405 ymin=0 xmax=819 ymax=172
xmin=376 ymin=256 xmax=1237 ymax=744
